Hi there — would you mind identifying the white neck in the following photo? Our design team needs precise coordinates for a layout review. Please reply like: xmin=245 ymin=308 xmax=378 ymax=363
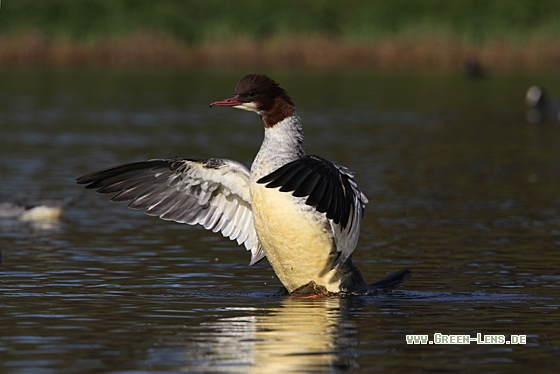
xmin=250 ymin=115 xmax=305 ymax=181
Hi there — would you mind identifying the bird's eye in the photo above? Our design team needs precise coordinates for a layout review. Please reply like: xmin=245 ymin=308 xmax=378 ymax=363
xmin=249 ymin=91 xmax=256 ymax=96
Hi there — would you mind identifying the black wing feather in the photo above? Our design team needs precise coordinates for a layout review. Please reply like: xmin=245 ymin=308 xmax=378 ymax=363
xmin=77 ymin=160 xmax=174 ymax=189
xmin=257 ymin=162 xmax=308 ymax=188
xmin=291 ymin=172 xmax=322 ymax=197
xmin=305 ymin=174 xmax=328 ymax=206
xmin=278 ymin=167 xmax=314 ymax=192
xmin=315 ymin=179 xmax=333 ymax=213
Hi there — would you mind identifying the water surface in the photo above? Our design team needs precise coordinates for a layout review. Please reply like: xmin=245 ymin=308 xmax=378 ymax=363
xmin=1 ymin=70 xmax=559 ymax=373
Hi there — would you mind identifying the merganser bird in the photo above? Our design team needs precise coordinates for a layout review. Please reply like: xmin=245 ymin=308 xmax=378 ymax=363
xmin=0 ymin=195 xmax=69 ymax=221
xmin=77 ymin=74 xmax=411 ymax=295
xmin=525 ymin=85 xmax=560 ymax=124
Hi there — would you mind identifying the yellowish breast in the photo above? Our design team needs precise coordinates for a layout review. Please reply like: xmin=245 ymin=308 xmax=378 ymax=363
xmin=252 ymin=184 xmax=341 ymax=293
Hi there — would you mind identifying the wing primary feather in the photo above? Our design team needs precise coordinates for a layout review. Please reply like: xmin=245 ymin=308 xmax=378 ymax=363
xmin=277 ymin=168 xmax=313 ymax=191
xmin=337 ymin=177 xmax=348 ymax=228
xmin=96 ymin=174 xmax=160 ymax=193
xmin=316 ymin=180 xmax=333 ymax=213
xmin=257 ymin=162 xmax=307 ymax=187
xmin=305 ymin=177 xmax=328 ymax=207
xmin=291 ymin=172 xmax=322 ymax=197
xmin=111 ymin=182 xmax=164 ymax=203
xmin=249 ymin=246 xmax=266 ymax=266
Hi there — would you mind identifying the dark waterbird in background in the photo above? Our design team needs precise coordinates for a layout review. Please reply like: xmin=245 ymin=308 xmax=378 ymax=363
xmin=77 ymin=74 xmax=411 ymax=296
xmin=462 ymin=56 xmax=486 ymax=79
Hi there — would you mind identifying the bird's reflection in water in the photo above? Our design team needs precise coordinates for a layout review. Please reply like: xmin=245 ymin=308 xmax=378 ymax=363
xmin=181 ymin=297 xmax=361 ymax=373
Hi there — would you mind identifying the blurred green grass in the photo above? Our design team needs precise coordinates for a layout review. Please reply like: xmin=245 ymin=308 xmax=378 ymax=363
xmin=2 ymin=0 xmax=560 ymax=43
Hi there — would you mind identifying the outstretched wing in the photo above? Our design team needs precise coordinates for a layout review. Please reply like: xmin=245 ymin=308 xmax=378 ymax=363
xmin=257 ymin=155 xmax=367 ymax=268
xmin=77 ymin=157 xmax=265 ymax=265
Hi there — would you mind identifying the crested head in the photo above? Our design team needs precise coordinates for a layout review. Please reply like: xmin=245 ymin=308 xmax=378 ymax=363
xmin=210 ymin=74 xmax=296 ymax=128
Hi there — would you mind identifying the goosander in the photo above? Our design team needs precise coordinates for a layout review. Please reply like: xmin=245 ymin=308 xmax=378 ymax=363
xmin=525 ymin=85 xmax=560 ymax=124
xmin=77 ymin=74 xmax=411 ymax=295
xmin=0 ymin=195 xmax=69 ymax=221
